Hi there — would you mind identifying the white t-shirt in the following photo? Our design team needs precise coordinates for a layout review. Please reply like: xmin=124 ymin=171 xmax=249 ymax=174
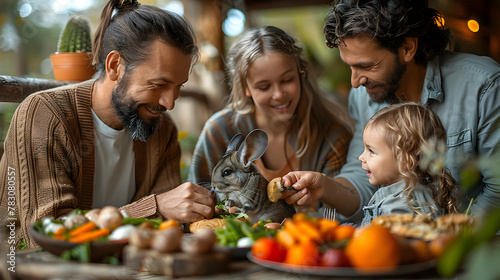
xmin=91 ymin=109 xmax=136 ymax=208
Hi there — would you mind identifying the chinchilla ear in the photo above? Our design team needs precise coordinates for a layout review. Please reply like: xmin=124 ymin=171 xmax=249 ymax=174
xmin=237 ymin=129 xmax=268 ymax=168
xmin=226 ymin=133 xmax=244 ymax=153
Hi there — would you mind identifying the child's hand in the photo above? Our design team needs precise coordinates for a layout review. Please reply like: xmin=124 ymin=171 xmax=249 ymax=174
xmin=281 ymin=171 xmax=325 ymax=207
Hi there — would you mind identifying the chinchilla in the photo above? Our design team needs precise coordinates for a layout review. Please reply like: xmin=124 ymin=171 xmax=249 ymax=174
xmin=211 ymin=129 xmax=296 ymax=224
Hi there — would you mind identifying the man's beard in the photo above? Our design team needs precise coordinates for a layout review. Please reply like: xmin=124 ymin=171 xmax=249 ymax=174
xmin=111 ymin=74 xmax=164 ymax=142
xmin=364 ymin=56 xmax=407 ymax=104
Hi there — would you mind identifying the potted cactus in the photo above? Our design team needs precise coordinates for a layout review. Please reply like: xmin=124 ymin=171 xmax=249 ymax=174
xmin=50 ymin=15 xmax=96 ymax=81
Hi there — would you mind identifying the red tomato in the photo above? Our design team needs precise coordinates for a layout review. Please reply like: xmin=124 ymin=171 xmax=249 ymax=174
xmin=320 ymin=248 xmax=351 ymax=267
xmin=251 ymin=237 xmax=287 ymax=262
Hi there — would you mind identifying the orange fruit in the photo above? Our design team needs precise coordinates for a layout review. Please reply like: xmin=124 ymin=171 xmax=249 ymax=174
xmin=284 ymin=242 xmax=320 ymax=266
xmin=408 ymin=239 xmax=434 ymax=263
xmin=335 ymin=224 xmax=356 ymax=241
xmin=345 ymin=225 xmax=401 ymax=271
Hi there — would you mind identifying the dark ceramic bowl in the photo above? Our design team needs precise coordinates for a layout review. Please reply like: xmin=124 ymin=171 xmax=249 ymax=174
xmin=29 ymin=224 xmax=128 ymax=262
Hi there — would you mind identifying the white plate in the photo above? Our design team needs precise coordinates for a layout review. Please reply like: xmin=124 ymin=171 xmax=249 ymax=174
xmin=247 ymin=252 xmax=436 ymax=277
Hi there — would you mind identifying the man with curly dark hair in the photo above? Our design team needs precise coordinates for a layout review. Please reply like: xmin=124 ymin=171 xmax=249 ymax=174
xmin=281 ymin=0 xmax=500 ymax=224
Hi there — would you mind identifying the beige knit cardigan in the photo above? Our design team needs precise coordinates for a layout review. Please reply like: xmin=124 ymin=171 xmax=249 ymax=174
xmin=0 ymin=80 xmax=182 ymax=248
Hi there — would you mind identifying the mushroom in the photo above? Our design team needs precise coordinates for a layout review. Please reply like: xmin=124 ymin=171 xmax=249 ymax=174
xmin=84 ymin=208 xmax=101 ymax=222
xmin=63 ymin=214 xmax=89 ymax=230
xmin=151 ymin=227 xmax=182 ymax=253
xmin=129 ymin=228 xmax=153 ymax=249
xmin=264 ymin=222 xmax=282 ymax=230
xmin=181 ymin=228 xmax=216 ymax=254
xmin=95 ymin=206 xmax=123 ymax=230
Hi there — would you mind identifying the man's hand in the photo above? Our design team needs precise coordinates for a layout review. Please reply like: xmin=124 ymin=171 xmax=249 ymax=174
xmin=156 ymin=182 xmax=215 ymax=223
xmin=281 ymin=171 xmax=325 ymax=207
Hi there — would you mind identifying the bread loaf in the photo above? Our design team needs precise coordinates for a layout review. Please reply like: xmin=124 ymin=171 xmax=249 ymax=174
xmin=189 ymin=218 xmax=227 ymax=233
xmin=267 ymin=177 xmax=283 ymax=203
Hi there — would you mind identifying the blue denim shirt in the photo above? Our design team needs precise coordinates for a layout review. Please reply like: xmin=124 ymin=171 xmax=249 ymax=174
xmin=336 ymin=51 xmax=500 ymax=224
xmin=361 ymin=181 xmax=443 ymax=227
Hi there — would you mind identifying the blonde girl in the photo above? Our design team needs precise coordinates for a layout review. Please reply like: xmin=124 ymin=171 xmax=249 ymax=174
xmin=359 ymin=103 xmax=457 ymax=225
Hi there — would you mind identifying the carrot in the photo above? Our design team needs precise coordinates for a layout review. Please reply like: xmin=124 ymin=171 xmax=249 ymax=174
xmin=54 ymin=227 xmax=66 ymax=236
xmin=283 ymin=220 xmax=310 ymax=244
xmin=158 ymin=219 xmax=180 ymax=230
xmin=68 ymin=228 xmax=110 ymax=243
xmin=276 ymin=229 xmax=296 ymax=249
xmin=53 ymin=234 xmax=66 ymax=241
xmin=292 ymin=212 xmax=309 ymax=221
xmin=68 ymin=222 xmax=96 ymax=236
xmin=295 ymin=220 xmax=322 ymax=243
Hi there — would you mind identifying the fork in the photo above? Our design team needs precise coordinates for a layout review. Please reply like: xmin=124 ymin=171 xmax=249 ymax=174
xmin=323 ymin=207 xmax=336 ymax=221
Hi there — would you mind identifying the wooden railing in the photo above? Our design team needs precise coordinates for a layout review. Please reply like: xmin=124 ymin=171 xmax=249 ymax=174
xmin=0 ymin=75 xmax=71 ymax=103
xmin=0 ymin=75 xmax=209 ymax=104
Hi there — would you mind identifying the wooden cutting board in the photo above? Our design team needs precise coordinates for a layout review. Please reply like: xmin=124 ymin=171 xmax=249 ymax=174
xmin=123 ymin=245 xmax=232 ymax=277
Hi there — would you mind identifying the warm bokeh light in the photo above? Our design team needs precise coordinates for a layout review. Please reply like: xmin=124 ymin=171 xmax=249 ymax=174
xmin=467 ymin=19 xmax=480 ymax=32
xmin=435 ymin=15 xmax=445 ymax=27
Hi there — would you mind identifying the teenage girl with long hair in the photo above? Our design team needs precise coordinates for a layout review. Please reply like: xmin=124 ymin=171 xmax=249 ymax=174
xmin=188 ymin=26 xmax=353 ymax=209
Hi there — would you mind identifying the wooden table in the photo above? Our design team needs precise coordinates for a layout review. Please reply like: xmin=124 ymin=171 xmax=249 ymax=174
xmin=6 ymin=249 xmax=462 ymax=280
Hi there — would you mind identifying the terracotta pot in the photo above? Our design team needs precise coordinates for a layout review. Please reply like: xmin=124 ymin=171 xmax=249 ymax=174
xmin=50 ymin=52 xmax=96 ymax=82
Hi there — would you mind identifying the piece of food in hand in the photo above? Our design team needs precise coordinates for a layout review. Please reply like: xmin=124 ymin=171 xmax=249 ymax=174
xmin=267 ymin=177 xmax=284 ymax=203
xmin=95 ymin=206 xmax=123 ymax=230
xmin=152 ymin=227 xmax=183 ymax=253
xmin=181 ymin=228 xmax=216 ymax=254
xmin=189 ymin=218 xmax=227 ymax=233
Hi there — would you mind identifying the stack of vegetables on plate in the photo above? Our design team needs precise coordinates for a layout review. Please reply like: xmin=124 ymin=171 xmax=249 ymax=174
xmin=34 ymin=206 xmax=179 ymax=246
xmin=249 ymin=212 xmax=476 ymax=272
xmin=35 ymin=206 xmax=137 ymax=243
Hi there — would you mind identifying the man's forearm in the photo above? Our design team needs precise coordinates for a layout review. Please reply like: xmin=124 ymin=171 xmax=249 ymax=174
xmin=320 ymin=177 xmax=360 ymax=217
